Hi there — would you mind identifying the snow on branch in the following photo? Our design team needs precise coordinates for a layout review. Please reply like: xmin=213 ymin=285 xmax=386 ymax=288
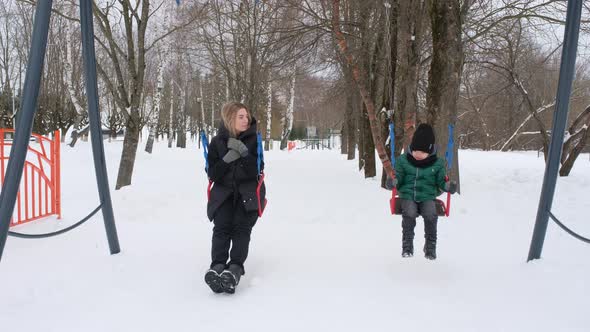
xmin=500 ymin=102 xmax=554 ymax=151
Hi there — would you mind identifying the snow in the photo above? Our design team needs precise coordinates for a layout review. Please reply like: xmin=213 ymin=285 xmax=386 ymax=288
xmin=1 ymin=141 xmax=589 ymax=332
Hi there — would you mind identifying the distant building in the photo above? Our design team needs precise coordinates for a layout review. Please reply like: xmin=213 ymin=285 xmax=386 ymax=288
xmin=305 ymin=126 xmax=317 ymax=138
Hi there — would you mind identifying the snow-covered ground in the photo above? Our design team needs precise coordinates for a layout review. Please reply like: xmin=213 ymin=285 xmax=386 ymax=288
xmin=1 ymin=140 xmax=589 ymax=332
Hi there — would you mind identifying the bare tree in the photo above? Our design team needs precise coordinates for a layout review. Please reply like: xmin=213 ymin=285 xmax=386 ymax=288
xmin=264 ymin=80 xmax=272 ymax=150
xmin=560 ymin=105 xmax=590 ymax=176
xmin=330 ymin=0 xmax=395 ymax=179
xmin=0 ymin=0 xmax=28 ymax=128
xmin=200 ymin=0 xmax=321 ymax=119
xmin=145 ymin=52 xmax=164 ymax=153
xmin=395 ymin=0 xmax=426 ymax=149
xmin=425 ymin=0 xmax=465 ymax=186
xmin=91 ymin=0 xmax=203 ymax=189
xmin=280 ymin=67 xmax=295 ymax=150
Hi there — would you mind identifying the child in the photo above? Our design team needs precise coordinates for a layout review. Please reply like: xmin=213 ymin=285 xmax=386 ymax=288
xmin=386 ymin=123 xmax=456 ymax=260
xmin=204 ymin=102 xmax=265 ymax=293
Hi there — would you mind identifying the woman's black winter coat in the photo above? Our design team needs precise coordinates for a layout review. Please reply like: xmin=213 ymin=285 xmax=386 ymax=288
xmin=206 ymin=118 xmax=266 ymax=220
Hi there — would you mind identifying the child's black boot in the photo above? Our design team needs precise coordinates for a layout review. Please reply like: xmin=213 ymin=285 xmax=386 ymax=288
xmin=424 ymin=240 xmax=437 ymax=260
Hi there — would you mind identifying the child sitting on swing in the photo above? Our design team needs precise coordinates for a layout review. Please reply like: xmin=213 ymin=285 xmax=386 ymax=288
xmin=386 ymin=123 xmax=457 ymax=260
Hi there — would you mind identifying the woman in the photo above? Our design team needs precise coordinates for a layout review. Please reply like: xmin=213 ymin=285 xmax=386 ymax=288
xmin=204 ymin=102 xmax=265 ymax=294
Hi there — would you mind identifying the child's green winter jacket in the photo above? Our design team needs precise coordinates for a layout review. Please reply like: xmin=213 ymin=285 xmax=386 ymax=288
xmin=395 ymin=151 xmax=447 ymax=202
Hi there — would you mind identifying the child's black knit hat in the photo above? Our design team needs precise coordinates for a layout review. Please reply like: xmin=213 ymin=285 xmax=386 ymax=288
xmin=411 ymin=123 xmax=436 ymax=154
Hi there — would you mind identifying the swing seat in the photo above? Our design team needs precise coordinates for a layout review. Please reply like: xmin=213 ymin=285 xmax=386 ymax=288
xmin=256 ymin=173 xmax=267 ymax=218
xmin=207 ymin=175 xmax=267 ymax=218
xmin=386 ymin=122 xmax=454 ymax=218
xmin=389 ymin=195 xmax=447 ymax=217
xmin=202 ymin=131 xmax=268 ymax=219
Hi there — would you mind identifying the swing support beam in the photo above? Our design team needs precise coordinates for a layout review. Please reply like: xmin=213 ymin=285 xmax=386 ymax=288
xmin=528 ymin=0 xmax=583 ymax=261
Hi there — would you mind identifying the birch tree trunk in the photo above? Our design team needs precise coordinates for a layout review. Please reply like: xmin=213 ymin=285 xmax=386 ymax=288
xmin=280 ymin=69 xmax=295 ymax=150
xmin=265 ymin=81 xmax=272 ymax=151
xmin=199 ymin=78 xmax=206 ymax=141
xmin=176 ymin=83 xmax=186 ymax=148
xmin=63 ymin=6 xmax=86 ymax=147
xmin=211 ymin=77 xmax=215 ymax=138
xmin=168 ymin=83 xmax=174 ymax=148
xmin=145 ymin=59 xmax=164 ymax=153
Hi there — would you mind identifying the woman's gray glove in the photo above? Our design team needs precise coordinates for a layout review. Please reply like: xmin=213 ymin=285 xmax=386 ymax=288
xmin=227 ymin=138 xmax=249 ymax=157
xmin=222 ymin=149 xmax=241 ymax=163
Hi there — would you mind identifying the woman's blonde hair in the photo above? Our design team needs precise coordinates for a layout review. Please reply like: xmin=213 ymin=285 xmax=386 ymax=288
xmin=221 ymin=101 xmax=251 ymax=137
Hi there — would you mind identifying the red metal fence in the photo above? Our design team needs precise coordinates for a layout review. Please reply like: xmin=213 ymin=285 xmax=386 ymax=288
xmin=0 ymin=129 xmax=61 ymax=226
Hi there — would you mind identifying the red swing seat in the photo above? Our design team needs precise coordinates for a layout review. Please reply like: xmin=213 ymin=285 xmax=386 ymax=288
xmin=389 ymin=176 xmax=451 ymax=217
xmin=207 ymin=174 xmax=267 ymax=218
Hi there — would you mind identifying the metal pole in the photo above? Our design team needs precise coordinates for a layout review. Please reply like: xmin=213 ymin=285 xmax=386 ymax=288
xmin=0 ymin=1 xmax=54 ymax=261
xmin=80 ymin=0 xmax=120 ymax=255
xmin=527 ymin=0 xmax=582 ymax=261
